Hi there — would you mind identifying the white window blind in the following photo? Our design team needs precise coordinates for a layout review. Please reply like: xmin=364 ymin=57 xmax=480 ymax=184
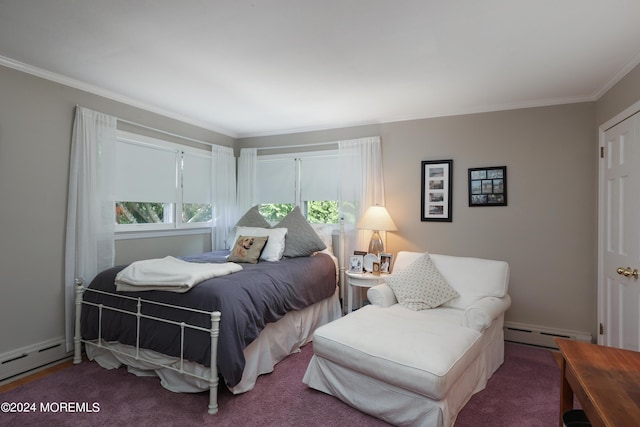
xmin=300 ymin=155 xmax=339 ymax=201
xmin=255 ymin=149 xmax=339 ymax=224
xmin=257 ymin=158 xmax=296 ymax=204
xmin=182 ymin=150 xmax=211 ymax=204
xmin=115 ymin=139 xmax=177 ymax=203
xmin=115 ymin=130 xmax=214 ymax=230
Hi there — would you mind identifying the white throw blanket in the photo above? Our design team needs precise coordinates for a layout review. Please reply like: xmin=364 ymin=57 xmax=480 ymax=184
xmin=115 ymin=256 xmax=243 ymax=293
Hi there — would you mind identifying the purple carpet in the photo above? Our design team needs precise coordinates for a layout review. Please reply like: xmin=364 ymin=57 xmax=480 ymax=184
xmin=1 ymin=343 xmax=561 ymax=426
xmin=457 ymin=342 xmax=562 ymax=426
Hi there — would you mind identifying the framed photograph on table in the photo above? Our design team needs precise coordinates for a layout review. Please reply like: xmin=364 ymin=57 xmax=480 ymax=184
xmin=468 ymin=166 xmax=507 ymax=206
xmin=379 ymin=253 xmax=393 ymax=273
xmin=349 ymin=255 xmax=364 ymax=273
xmin=421 ymin=159 xmax=453 ymax=222
xmin=372 ymin=262 xmax=381 ymax=276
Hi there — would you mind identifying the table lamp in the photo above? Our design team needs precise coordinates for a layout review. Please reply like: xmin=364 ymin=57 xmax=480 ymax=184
xmin=356 ymin=205 xmax=397 ymax=255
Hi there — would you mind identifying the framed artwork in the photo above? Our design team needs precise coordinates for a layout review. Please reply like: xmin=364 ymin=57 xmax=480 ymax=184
xmin=372 ymin=262 xmax=381 ymax=276
xmin=379 ymin=253 xmax=393 ymax=273
xmin=349 ymin=255 xmax=364 ymax=273
xmin=421 ymin=160 xmax=453 ymax=222
xmin=468 ymin=166 xmax=507 ymax=206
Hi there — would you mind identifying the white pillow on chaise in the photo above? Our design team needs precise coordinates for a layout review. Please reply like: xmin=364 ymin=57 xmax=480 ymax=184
xmin=386 ymin=253 xmax=459 ymax=311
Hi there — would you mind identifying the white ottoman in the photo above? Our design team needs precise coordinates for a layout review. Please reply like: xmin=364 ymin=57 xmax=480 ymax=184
xmin=303 ymin=304 xmax=496 ymax=427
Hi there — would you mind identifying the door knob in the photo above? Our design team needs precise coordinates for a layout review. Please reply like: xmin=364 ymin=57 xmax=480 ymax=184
xmin=616 ymin=267 xmax=639 ymax=279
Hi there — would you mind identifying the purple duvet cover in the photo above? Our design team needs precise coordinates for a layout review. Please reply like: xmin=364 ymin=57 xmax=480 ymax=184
xmin=81 ymin=251 xmax=337 ymax=387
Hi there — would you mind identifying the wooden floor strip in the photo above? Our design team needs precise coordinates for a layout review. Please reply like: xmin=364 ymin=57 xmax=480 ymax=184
xmin=0 ymin=359 xmax=74 ymax=393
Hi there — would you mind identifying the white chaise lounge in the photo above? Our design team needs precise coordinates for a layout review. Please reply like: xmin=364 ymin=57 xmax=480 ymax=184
xmin=303 ymin=251 xmax=511 ymax=427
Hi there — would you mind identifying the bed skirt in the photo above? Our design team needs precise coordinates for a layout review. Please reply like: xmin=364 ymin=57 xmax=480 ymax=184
xmin=85 ymin=287 xmax=341 ymax=394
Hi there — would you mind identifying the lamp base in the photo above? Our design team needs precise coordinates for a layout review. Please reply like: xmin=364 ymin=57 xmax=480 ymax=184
xmin=368 ymin=230 xmax=384 ymax=256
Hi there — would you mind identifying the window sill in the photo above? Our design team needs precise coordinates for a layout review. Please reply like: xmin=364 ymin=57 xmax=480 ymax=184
xmin=115 ymin=227 xmax=211 ymax=240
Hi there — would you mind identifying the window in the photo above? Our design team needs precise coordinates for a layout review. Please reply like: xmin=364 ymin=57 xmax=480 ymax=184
xmin=181 ymin=150 xmax=213 ymax=224
xmin=256 ymin=151 xmax=339 ymax=224
xmin=115 ymin=131 xmax=212 ymax=231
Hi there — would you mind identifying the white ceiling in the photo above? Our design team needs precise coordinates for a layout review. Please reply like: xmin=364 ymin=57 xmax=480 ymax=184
xmin=1 ymin=1 xmax=640 ymax=138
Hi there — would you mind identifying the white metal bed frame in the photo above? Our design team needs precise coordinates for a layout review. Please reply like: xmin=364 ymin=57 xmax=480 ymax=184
xmin=72 ymin=220 xmax=347 ymax=415
xmin=73 ymin=279 xmax=222 ymax=414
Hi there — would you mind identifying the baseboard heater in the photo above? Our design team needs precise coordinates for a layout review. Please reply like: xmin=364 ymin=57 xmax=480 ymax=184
xmin=504 ymin=322 xmax=592 ymax=350
xmin=0 ymin=337 xmax=72 ymax=383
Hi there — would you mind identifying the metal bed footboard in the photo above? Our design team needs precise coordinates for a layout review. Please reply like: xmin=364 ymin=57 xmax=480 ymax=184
xmin=72 ymin=279 xmax=221 ymax=414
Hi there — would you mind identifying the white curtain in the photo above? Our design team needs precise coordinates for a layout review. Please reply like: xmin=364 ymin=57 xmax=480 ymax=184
xmin=64 ymin=107 xmax=117 ymax=351
xmin=339 ymin=136 xmax=385 ymax=258
xmin=211 ymin=145 xmax=236 ymax=250
xmin=236 ymin=148 xmax=257 ymax=216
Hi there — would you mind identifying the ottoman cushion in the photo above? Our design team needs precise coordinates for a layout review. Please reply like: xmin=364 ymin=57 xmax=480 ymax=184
xmin=312 ymin=304 xmax=483 ymax=400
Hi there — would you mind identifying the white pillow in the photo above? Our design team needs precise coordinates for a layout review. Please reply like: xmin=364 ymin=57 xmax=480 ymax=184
xmin=234 ymin=226 xmax=288 ymax=262
xmin=310 ymin=223 xmax=334 ymax=255
xmin=386 ymin=253 xmax=459 ymax=311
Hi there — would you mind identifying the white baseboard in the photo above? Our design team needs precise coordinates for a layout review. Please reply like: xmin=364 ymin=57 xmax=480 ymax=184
xmin=0 ymin=337 xmax=72 ymax=382
xmin=504 ymin=321 xmax=592 ymax=349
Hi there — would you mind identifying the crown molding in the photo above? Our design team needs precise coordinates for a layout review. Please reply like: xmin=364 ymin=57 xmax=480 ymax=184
xmin=591 ymin=51 xmax=640 ymax=100
xmin=0 ymin=55 xmax=237 ymax=138
xmin=4 ymin=52 xmax=632 ymax=140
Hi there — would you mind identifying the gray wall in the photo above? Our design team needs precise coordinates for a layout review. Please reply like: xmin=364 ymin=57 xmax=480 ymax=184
xmin=0 ymin=64 xmax=232 ymax=355
xmin=596 ymin=64 xmax=640 ymax=126
xmin=114 ymin=233 xmax=212 ymax=265
xmin=382 ymin=105 xmax=597 ymax=333
xmin=239 ymin=103 xmax=599 ymax=335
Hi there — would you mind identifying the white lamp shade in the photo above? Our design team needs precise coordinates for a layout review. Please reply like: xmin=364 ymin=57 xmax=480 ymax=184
xmin=356 ymin=205 xmax=397 ymax=231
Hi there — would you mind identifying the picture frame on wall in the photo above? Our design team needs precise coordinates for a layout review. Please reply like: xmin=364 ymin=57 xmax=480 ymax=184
xmin=468 ymin=166 xmax=507 ymax=206
xmin=421 ymin=159 xmax=453 ymax=222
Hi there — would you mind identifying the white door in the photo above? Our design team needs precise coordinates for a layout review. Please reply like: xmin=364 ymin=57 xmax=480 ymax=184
xmin=599 ymin=111 xmax=640 ymax=350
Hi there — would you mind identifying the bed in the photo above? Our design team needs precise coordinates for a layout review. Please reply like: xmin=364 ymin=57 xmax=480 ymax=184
xmin=73 ymin=207 xmax=344 ymax=414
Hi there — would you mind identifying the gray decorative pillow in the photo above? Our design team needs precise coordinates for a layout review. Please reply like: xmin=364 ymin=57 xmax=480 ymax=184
xmin=235 ymin=205 xmax=271 ymax=228
xmin=274 ymin=206 xmax=327 ymax=258
xmin=227 ymin=235 xmax=269 ymax=264
xmin=386 ymin=253 xmax=459 ymax=311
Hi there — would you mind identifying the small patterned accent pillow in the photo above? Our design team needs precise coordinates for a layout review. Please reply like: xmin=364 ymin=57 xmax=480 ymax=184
xmin=386 ymin=253 xmax=459 ymax=310
xmin=227 ymin=235 xmax=269 ymax=264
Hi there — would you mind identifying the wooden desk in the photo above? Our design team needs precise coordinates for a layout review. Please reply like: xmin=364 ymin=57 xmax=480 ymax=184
xmin=556 ymin=338 xmax=640 ymax=427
